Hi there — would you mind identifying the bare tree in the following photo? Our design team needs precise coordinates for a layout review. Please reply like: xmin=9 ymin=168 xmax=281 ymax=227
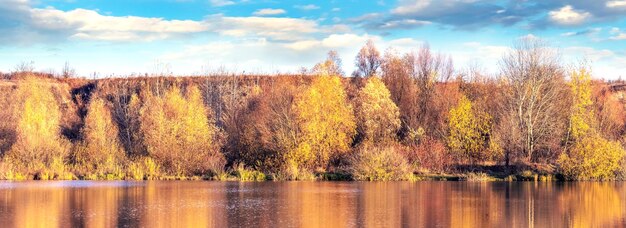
xmin=499 ymin=39 xmax=567 ymax=163
xmin=354 ymin=39 xmax=381 ymax=77
xmin=14 ymin=61 xmax=35 ymax=73
xmin=62 ymin=61 xmax=76 ymax=78
xmin=408 ymin=43 xmax=455 ymax=136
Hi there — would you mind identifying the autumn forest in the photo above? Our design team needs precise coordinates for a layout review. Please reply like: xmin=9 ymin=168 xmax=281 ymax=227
xmin=1 ymin=39 xmax=625 ymax=181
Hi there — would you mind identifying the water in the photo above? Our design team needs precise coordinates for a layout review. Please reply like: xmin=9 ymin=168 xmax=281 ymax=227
xmin=0 ymin=181 xmax=624 ymax=227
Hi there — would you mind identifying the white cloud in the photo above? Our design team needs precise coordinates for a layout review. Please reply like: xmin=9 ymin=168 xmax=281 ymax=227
xmin=610 ymin=27 xmax=621 ymax=34
xmin=285 ymin=40 xmax=320 ymax=51
xmin=518 ymin=34 xmax=539 ymax=41
xmin=294 ymin=4 xmax=320 ymax=10
xmin=209 ymin=0 xmax=234 ymax=7
xmin=28 ymin=8 xmax=209 ymax=41
xmin=158 ymin=33 xmax=424 ymax=75
xmin=377 ymin=19 xmax=431 ymax=29
xmin=549 ymin=5 xmax=591 ymax=25
xmin=609 ymin=33 xmax=626 ymax=40
xmin=218 ymin=16 xmax=320 ymax=41
xmin=563 ymin=46 xmax=626 ymax=79
xmin=606 ymin=1 xmax=626 ymax=8
xmin=252 ymin=8 xmax=286 ymax=16
xmin=13 ymin=5 xmax=325 ymax=42
xmin=391 ymin=0 xmax=430 ymax=15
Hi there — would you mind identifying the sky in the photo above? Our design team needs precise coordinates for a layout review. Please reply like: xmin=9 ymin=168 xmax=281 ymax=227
xmin=0 ymin=0 xmax=625 ymax=79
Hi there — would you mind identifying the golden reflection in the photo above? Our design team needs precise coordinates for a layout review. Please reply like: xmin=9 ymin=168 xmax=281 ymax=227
xmin=558 ymin=182 xmax=624 ymax=228
xmin=8 ymin=183 xmax=71 ymax=228
xmin=298 ymin=182 xmax=356 ymax=228
xmin=0 ymin=181 xmax=624 ymax=227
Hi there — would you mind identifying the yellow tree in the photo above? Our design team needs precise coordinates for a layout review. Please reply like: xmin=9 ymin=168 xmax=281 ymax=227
xmin=559 ymin=135 xmax=624 ymax=180
xmin=356 ymin=77 xmax=401 ymax=143
xmin=74 ymin=97 xmax=126 ymax=175
xmin=140 ymin=85 xmax=223 ymax=176
xmin=292 ymin=75 xmax=356 ymax=170
xmin=6 ymin=76 xmax=69 ymax=170
xmin=559 ymin=67 xmax=625 ymax=180
xmin=567 ymin=67 xmax=594 ymax=141
xmin=446 ymin=95 xmax=491 ymax=163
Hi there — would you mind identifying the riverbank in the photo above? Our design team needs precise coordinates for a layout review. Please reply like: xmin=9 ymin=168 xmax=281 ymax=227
xmin=0 ymin=162 xmax=585 ymax=182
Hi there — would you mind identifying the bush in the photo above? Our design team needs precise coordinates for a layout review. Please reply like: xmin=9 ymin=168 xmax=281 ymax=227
xmin=401 ymin=137 xmax=453 ymax=173
xmin=73 ymin=97 xmax=126 ymax=177
xmin=5 ymin=76 xmax=70 ymax=173
xmin=464 ymin=172 xmax=496 ymax=181
xmin=140 ymin=85 xmax=224 ymax=176
xmin=348 ymin=144 xmax=413 ymax=181
xmin=558 ymin=134 xmax=625 ymax=180
xmin=126 ymin=157 xmax=160 ymax=180
xmin=234 ymin=163 xmax=267 ymax=181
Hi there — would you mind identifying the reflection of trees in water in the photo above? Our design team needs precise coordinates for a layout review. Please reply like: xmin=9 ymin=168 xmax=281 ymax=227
xmin=447 ymin=183 xmax=506 ymax=228
xmin=0 ymin=182 xmax=624 ymax=227
xmin=558 ymin=183 xmax=624 ymax=228
xmin=7 ymin=186 xmax=71 ymax=228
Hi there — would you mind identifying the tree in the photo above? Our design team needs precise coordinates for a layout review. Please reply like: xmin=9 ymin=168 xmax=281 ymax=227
xmin=6 ymin=76 xmax=69 ymax=170
xmin=140 ymin=85 xmax=224 ymax=176
xmin=558 ymin=134 xmax=625 ymax=180
xmin=499 ymin=39 xmax=567 ymax=162
xmin=354 ymin=39 xmax=381 ymax=77
xmin=558 ymin=67 xmax=625 ymax=180
xmin=410 ymin=44 xmax=455 ymax=136
xmin=356 ymin=77 xmax=401 ymax=143
xmin=447 ymin=95 xmax=491 ymax=163
xmin=313 ymin=50 xmax=344 ymax=76
xmin=566 ymin=67 xmax=594 ymax=142
xmin=61 ymin=61 xmax=75 ymax=78
xmin=291 ymin=75 xmax=356 ymax=170
xmin=380 ymin=49 xmax=420 ymax=140
xmin=74 ymin=97 xmax=126 ymax=174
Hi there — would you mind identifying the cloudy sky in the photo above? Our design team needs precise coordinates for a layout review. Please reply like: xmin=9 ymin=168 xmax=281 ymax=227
xmin=1 ymin=0 xmax=625 ymax=79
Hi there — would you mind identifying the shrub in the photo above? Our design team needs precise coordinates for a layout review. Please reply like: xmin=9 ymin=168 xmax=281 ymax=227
xmin=348 ymin=144 xmax=412 ymax=181
xmin=234 ymin=163 xmax=267 ymax=181
xmin=125 ymin=157 xmax=161 ymax=180
xmin=558 ymin=134 xmax=625 ymax=180
xmin=5 ymin=76 xmax=69 ymax=173
xmin=140 ymin=85 xmax=224 ymax=176
xmin=464 ymin=172 xmax=496 ymax=181
xmin=401 ymin=137 xmax=453 ymax=173
xmin=73 ymin=97 xmax=126 ymax=177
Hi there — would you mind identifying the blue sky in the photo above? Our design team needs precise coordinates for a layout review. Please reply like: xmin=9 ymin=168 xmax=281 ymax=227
xmin=1 ymin=0 xmax=625 ymax=79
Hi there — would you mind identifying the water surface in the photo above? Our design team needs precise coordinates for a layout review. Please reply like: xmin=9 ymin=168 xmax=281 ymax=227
xmin=0 ymin=181 xmax=625 ymax=227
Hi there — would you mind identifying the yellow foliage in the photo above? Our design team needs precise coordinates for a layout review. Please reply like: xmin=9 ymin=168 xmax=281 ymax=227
xmin=348 ymin=144 xmax=413 ymax=181
xmin=356 ymin=77 xmax=401 ymax=143
xmin=74 ymin=97 xmax=126 ymax=175
xmin=6 ymin=76 xmax=69 ymax=171
xmin=568 ymin=68 xmax=594 ymax=140
xmin=291 ymin=76 xmax=356 ymax=170
xmin=126 ymin=157 xmax=160 ymax=180
xmin=446 ymin=95 xmax=492 ymax=163
xmin=558 ymin=133 xmax=625 ymax=180
xmin=559 ymin=67 xmax=625 ymax=180
xmin=140 ymin=85 xmax=224 ymax=176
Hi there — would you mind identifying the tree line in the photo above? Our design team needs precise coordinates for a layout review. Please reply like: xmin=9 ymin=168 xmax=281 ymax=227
xmin=0 ymin=38 xmax=625 ymax=181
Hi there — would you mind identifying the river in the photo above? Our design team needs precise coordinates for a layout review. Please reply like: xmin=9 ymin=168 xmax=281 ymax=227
xmin=0 ymin=181 xmax=624 ymax=227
